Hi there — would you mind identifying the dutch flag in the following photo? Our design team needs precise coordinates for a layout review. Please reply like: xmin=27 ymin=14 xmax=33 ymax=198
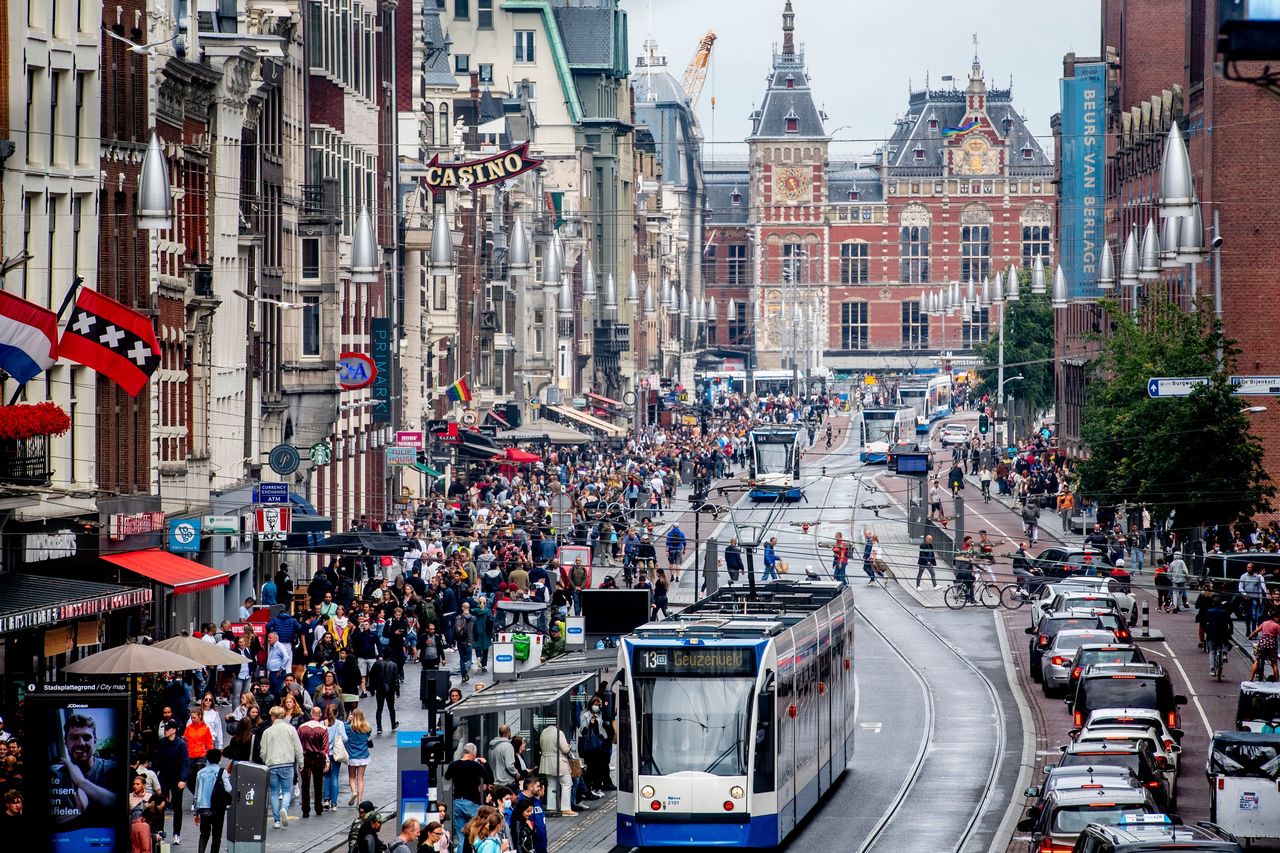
xmin=0 ymin=291 xmax=58 ymax=385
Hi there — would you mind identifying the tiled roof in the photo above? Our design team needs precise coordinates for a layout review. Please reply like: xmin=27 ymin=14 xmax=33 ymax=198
xmin=422 ymin=7 xmax=458 ymax=88
xmin=749 ymin=58 xmax=827 ymax=139
xmin=706 ymin=167 xmax=751 ymax=225
xmin=553 ymin=6 xmax=615 ymax=67
xmin=883 ymin=84 xmax=1050 ymax=174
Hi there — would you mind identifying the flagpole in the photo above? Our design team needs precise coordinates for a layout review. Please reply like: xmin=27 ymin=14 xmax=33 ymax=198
xmin=6 ymin=277 xmax=82 ymax=406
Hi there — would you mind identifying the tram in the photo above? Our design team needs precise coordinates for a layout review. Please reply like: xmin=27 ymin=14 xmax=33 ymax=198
xmin=615 ymin=581 xmax=856 ymax=848
xmin=924 ymin=373 xmax=953 ymax=423
xmin=897 ymin=383 xmax=929 ymax=434
xmin=858 ymin=407 xmax=915 ymax=463
xmin=747 ymin=424 xmax=804 ymax=501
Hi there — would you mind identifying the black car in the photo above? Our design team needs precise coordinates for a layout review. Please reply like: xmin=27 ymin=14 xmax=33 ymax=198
xmin=1070 ymin=663 xmax=1187 ymax=731
xmin=1072 ymin=814 xmax=1242 ymax=852
xmin=1053 ymin=740 xmax=1174 ymax=812
xmin=1027 ymin=613 xmax=1120 ymax=683
xmin=1066 ymin=644 xmax=1147 ymax=699
xmin=1033 ymin=546 xmax=1115 ymax=580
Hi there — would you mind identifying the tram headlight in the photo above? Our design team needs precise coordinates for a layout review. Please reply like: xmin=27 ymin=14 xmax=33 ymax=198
xmin=729 ymin=786 xmax=744 ymax=800
xmin=640 ymin=785 xmax=655 ymax=799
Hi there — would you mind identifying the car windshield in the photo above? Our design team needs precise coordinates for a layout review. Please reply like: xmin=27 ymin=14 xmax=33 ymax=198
xmin=636 ymin=677 xmax=754 ymax=776
xmin=1060 ymin=752 xmax=1140 ymax=775
xmin=1086 ymin=679 xmax=1162 ymax=710
xmin=1052 ymin=805 xmax=1145 ymax=833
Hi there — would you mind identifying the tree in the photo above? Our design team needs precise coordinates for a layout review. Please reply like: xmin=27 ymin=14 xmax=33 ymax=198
xmin=1074 ymin=295 xmax=1273 ymax=532
xmin=973 ymin=269 xmax=1055 ymax=428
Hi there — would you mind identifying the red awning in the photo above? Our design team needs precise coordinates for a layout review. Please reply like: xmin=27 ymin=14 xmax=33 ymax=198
xmin=102 ymin=549 xmax=231 ymax=596
xmin=504 ymin=447 xmax=542 ymax=464
xmin=586 ymin=392 xmax=622 ymax=408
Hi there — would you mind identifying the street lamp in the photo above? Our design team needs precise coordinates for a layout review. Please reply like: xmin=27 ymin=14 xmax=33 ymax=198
xmin=352 ymin=205 xmax=380 ymax=283
xmin=1159 ymin=122 xmax=1196 ymax=219
xmin=1031 ymin=255 xmax=1046 ymax=295
xmin=137 ymin=132 xmax=172 ymax=230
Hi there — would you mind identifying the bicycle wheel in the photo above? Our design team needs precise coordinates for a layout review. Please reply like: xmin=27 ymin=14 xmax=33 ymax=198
xmin=999 ymin=584 xmax=1029 ymax=610
xmin=979 ymin=583 xmax=1002 ymax=609
xmin=944 ymin=585 xmax=968 ymax=610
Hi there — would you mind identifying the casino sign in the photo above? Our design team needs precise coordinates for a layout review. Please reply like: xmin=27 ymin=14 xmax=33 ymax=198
xmin=422 ymin=143 xmax=543 ymax=196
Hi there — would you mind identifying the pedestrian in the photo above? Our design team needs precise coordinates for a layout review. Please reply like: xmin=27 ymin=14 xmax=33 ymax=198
xmin=353 ymin=805 xmax=386 ymax=853
xmin=1248 ymin=614 xmax=1280 ymax=681
xmin=1153 ymin=565 xmax=1173 ymax=612
xmin=915 ymin=534 xmax=937 ymax=589
xmin=762 ymin=536 xmax=781 ymax=582
xmin=296 ymin=706 xmax=329 ymax=818
xmin=154 ymin=721 xmax=190 ymax=844
xmin=343 ymin=708 xmax=372 ymax=806
xmin=388 ymin=818 xmax=420 ymax=853
xmin=368 ymin=653 xmax=400 ymax=735
xmin=537 ymin=723 xmax=575 ymax=817
xmin=258 ymin=706 xmax=303 ymax=829
xmin=577 ymin=696 xmax=610 ymax=797
xmin=1021 ymin=500 xmax=1041 ymax=546
xmin=510 ymin=798 xmax=538 ymax=853
xmin=454 ymin=601 xmax=476 ymax=683
xmin=651 ymin=569 xmax=670 ymax=620
xmin=1057 ymin=490 xmax=1074 ymax=531
xmin=444 ymin=743 xmax=493 ymax=848
xmin=724 ymin=537 xmax=744 ymax=586
xmin=472 ymin=598 xmax=494 ymax=674
xmin=1240 ymin=562 xmax=1267 ymax=634
xmin=192 ymin=748 xmax=231 ymax=853
xmin=868 ymin=534 xmax=887 ymax=579
xmin=487 ymin=725 xmax=518 ymax=789
xmin=665 ymin=524 xmax=686 ymax=584
xmin=1168 ymin=553 xmax=1190 ymax=612
xmin=832 ymin=532 xmax=849 ymax=585
xmin=514 ymin=776 xmax=548 ymax=853
xmin=323 ymin=705 xmax=346 ymax=810
xmin=928 ymin=481 xmax=947 ymax=524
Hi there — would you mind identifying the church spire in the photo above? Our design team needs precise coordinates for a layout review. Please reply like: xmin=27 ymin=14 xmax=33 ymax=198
xmin=965 ymin=32 xmax=988 ymax=113
xmin=782 ymin=0 xmax=795 ymax=58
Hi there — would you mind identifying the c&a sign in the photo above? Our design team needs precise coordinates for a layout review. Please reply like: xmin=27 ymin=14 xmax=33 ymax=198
xmin=422 ymin=143 xmax=543 ymax=196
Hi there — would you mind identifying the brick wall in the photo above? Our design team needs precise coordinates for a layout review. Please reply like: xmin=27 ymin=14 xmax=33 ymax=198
xmin=308 ymin=77 xmax=346 ymax=133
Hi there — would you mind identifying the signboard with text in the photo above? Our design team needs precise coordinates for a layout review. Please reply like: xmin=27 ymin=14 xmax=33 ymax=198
xmin=371 ymin=318 xmax=392 ymax=423
xmin=421 ymin=142 xmax=543 ymax=196
xmin=395 ymin=431 xmax=424 ymax=449
xmin=1059 ymin=62 xmax=1106 ymax=299
xmin=386 ymin=447 xmax=416 ymax=466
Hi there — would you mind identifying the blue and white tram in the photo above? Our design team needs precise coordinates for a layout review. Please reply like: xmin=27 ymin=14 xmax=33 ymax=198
xmin=747 ymin=424 xmax=804 ymax=501
xmin=924 ymin=373 xmax=954 ymax=423
xmin=897 ymin=383 xmax=930 ymax=434
xmin=615 ymin=582 xmax=856 ymax=848
xmin=858 ymin=406 xmax=915 ymax=463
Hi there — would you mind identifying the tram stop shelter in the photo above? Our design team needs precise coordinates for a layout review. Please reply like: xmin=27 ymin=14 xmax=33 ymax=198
xmin=440 ymin=657 xmax=614 ymax=813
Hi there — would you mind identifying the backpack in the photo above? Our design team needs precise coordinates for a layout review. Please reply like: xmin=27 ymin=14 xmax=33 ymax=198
xmin=454 ymin=615 xmax=474 ymax=644
xmin=210 ymin=768 xmax=232 ymax=811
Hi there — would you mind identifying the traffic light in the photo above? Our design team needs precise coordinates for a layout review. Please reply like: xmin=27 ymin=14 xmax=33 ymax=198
xmin=978 ymin=413 xmax=990 ymax=435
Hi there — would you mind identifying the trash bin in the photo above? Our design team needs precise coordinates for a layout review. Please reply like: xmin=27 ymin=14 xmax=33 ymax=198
xmin=227 ymin=761 xmax=269 ymax=853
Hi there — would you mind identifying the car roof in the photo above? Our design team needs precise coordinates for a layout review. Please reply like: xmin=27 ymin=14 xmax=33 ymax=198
xmin=1089 ymin=819 xmax=1238 ymax=846
xmin=1076 ymin=644 xmax=1139 ymax=653
xmin=1052 ymin=630 xmax=1119 ymax=647
xmin=1087 ymin=707 xmax=1164 ymax=720
xmin=1083 ymin=663 xmax=1165 ymax=679
xmin=1047 ymin=786 xmax=1151 ymax=805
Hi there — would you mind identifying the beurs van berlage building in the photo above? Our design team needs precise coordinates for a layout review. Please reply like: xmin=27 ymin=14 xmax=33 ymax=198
xmin=704 ymin=2 xmax=1056 ymax=378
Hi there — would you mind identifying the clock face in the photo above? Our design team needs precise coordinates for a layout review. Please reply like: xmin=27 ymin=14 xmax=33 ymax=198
xmin=774 ymin=167 xmax=808 ymax=202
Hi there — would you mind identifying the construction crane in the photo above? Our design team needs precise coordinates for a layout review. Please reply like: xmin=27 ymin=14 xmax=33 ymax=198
xmin=681 ymin=31 xmax=716 ymax=108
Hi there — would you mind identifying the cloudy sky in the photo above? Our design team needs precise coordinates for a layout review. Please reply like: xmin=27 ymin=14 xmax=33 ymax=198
xmin=619 ymin=0 xmax=1102 ymax=161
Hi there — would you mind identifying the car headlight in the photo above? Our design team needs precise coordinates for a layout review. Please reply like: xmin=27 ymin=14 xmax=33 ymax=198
xmin=640 ymin=785 xmax=655 ymax=799
xmin=729 ymin=786 xmax=745 ymax=800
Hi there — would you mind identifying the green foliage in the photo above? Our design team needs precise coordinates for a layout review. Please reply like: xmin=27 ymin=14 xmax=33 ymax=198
xmin=973 ymin=269 xmax=1055 ymax=415
xmin=1074 ymin=295 xmax=1274 ymax=530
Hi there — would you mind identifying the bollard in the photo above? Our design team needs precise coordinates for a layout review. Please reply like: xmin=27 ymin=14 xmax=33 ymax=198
xmin=1133 ymin=599 xmax=1165 ymax=642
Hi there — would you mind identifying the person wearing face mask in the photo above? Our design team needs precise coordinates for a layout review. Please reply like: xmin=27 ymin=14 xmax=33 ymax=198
xmin=577 ymin=698 xmax=610 ymax=798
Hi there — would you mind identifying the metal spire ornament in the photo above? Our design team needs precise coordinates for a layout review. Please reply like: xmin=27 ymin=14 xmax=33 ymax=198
xmin=541 ymin=233 xmax=562 ymax=292
xmin=1176 ymin=201 xmax=1204 ymax=264
xmin=353 ymin=205 xmax=381 ymax=282
xmin=508 ymin=216 xmax=530 ymax=270
xmin=1119 ymin=226 xmax=1140 ymax=288
xmin=1051 ymin=263 xmax=1068 ymax=308
xmin=644 ymin=283 xmax=656 ymax=317
xmin=1138 ymin=217 xmax=1161 ymax=282
xmin=603 ymin=272 xmax=618 ymax=312
xmin=557 ymin=273 xmax=573 ymax=319
xmin=1031 ymin=255 xmax=1046 ymax=294
xmin=137 ymin=132 xmax=172 ymax=230
xmin=627 ymin=271 xmax=640 ymax=306
xmin=1097 ymin=239 xmax=1115 ymax=290
xmin=1159 ymin=122 xmax=1195 ymax=219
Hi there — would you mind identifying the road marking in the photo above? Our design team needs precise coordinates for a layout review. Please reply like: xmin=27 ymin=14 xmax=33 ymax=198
xmin=1160 ymin=640 xmax=1214 ymax=739
xmin=860 ymin=722 xmax=882 ymax=733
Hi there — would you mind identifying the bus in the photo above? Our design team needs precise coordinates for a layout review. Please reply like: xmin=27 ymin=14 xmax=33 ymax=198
xmin=615 ymin=581 xmax=855 ymax=848
xmin=897 ymin=384 xmax=929 ymax=434
xmin=924 ymin=374 xmax=953 ymax=424
xmin=747 ymin=424 xmax=804 ymax=501
xmin=859 ymin=407 xmax=915 ymax=463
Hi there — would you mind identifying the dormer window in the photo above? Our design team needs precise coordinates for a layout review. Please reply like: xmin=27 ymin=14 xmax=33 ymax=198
xmin=1003 ymin=117 xmax=1014 ymax=133
xmin=785 ymin=74 xmax=795 ymax=89
xmin=731 ymin=189 xmax=742 ymax=205
xmin=913 ymin=146 xmax=925 ymax=162
xmin=848 ymin=188 xmax=860 ymax=201
xmin=1022 ymin=147 xmax=1033 ymax=160
xmin=928 ymin=115 xmax=938 ymax=131
xmin=784 ymin=108 xmax=799 ymax=133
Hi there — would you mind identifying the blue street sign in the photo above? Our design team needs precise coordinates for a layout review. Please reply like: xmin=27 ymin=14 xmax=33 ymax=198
xmin=256 ymin=482 xmax=290 ymax=504
xmin=1147 ymin=377 xmax=1207 ymax=398
xmin=169 ymin=518 xmax=202 ymax=553
xmin=1231 ymin=376 xmax=1280 ymax=396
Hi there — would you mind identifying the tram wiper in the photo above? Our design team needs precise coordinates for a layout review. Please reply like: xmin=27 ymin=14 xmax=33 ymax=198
xmin=704 ymin=740 xmax=743 ymax=774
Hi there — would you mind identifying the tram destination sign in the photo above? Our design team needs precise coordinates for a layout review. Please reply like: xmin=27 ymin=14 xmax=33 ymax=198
xmin=633 ymin=646 xmax=755 ymax=676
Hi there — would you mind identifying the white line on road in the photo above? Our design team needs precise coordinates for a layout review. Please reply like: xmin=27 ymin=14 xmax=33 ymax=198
xmin=860 ymin=722 xmax=883 ymax=733
xmin=1161 ymin=640 xmax=1214 ymax=739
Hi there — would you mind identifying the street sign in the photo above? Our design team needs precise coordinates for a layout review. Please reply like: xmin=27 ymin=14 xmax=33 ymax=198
xmin=268 ymin=443 xmax=300 ymax=475
xmin=168 ymin=519 xmax=201 ymax=553
xmin=255 ymin=506 xmax=291 ymax=541
xmin=256 ymin=482 xmax=289 ymax=504
xmin=1146 ymin=376 xmax=1208 ymax=398
xmin=395 ymin=431 xmax=424 ymax=449
xmin=1231 ymin=375 xmax=1280 ymax=396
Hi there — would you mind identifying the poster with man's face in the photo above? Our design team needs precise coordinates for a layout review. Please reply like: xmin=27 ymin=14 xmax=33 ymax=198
xmin=26 ymin=693 xmax=127 ymax=853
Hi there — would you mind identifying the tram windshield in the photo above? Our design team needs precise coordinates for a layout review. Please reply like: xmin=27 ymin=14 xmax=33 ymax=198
xmin=754 ymin=442 xmax=791 ymax=475
xmin=636 ymin=676 xmax=754 ymax=776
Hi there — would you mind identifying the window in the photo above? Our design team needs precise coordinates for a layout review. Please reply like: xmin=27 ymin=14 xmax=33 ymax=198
xmin=899 ymin=226 xmax=930 ymax=283
xmin=439 ymin=103 xmax=449 ymax=149
xmin=928 ymin=116 xmax=938 ymax=131
xmin=840 ymin=242 xmax=869 ymax=284
xmin=302 ymin=295 xmax=321 ymax=356
xmin=514 ymin=30 xmax=535 ymax=63
xmin=728 ymin=244 xmax=748 ymax=285
xmin=901 ymin=301 xmax=929 ymax=348
xmin=73 ymin=73 xmax=86 ymax=164
xmin=963 ymin=306 xmax=990 ymax=347
xmin=25 ymin=69 xmax=36 ymax=164
xmin=702 ymin=244 xmax=717 ymax=285
xmin=478 ymin=63 xmax=494 ymax=84
xmin=302 ymin=237 xmax=320 ymax=279
xmin=913 ymin=146 xmax=925 ymax=162
xmin=785 ymin=112 xmax=798 ymax=133
xmin=514 ymin=80 xmax=536 ymax=101
xmin=728 ymin=301 xmax=747 ymax=345
xmin=477 ymin=0 xmax=492 ymax=28
xmin=781 ymin=242 xmax=803 ymax=282
xmin=785 ymin=75 xmax=795 ymax=89
xmin=423 ymin=102 xmax=435 ymax=146
xmin=1022 ymin=147 xmax=1034 ymax=160
xmin=454 ymin=54 xmax=470 ymax=74
xmin=730 ymin=189 xmax=742 ymax=205
xmin=455 ymin=0 xmax=469 ymax=18
xmin=433 ymin=274 xmax=448 ymax=311
xmin=961 ymin=225 xmax=991 ymax=282
xmin=840 ymin=302 xmax=868 ymax=350
xmin=50 ymin=70 xmax=62 ymax=163
xmin=1023 ymin=225 xmax=1051 ymax=265
xmin=847 ymin=188 xmax=859 ymax=201
xmin=532 ymin=309 xmax=545 ymax=354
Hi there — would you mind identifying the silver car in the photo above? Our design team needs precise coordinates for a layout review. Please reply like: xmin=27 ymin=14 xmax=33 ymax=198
xmin=1040 ymin=629 xmax=1117 ymax=696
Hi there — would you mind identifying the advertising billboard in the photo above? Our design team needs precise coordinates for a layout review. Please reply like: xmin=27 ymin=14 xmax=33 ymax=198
xmin=25 ymin=687 xmax=130 ymax=853
xmin=1059 ymin=62 xmax=1106 ymax=300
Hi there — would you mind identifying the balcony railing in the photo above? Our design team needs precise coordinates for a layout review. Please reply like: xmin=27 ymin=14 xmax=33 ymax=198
xmin=0 ymin=435 xmax=52 ymax=485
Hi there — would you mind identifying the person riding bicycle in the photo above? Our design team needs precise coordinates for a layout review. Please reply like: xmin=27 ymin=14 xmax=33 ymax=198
xmin=947 ymin=462 xmax=965 ymax=496
xmin=954 ymin=536 xmax=979 ymax=602
xmin=975 ymin=531 xmax=998 ymax=582
xmin=978 ymin=465 xmax=993 ymax=502
xmin=825 ymin=424 xmax=833 ymax=449
xmin=1202 ymin=599 xmax=1235 ymax=676
xmin=1010 ymin=541 xmax=1044 ymax=593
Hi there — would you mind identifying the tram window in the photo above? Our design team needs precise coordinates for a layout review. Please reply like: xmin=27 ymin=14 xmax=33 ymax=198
xmin=755 ymin=442 xmax=790 ymax=474
xmin=753 ymin=682 xmax=776 ymax=794
xmin=617 ymin=687 xmax=633 ymax=793
xmin=636 ymin=676 xmax=754 ymax=776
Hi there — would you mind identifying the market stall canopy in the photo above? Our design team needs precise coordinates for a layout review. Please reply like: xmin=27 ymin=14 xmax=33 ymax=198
xmin=300 ymin=531 xmax=407 ymax=555
xmin=495 ymin=422 xmax=592 ymax=446
xmin=153 ymin=633 xmax=249 ymax=666
xmin=502 ymin=447 xmax=542 ymax=464
xmin=65 ymin=641 xmax=208 ymax=674
xmin=546 ymin=404 xmax=625 ymax=438
xmin=102 ymin=549 xmax=230 ymax=595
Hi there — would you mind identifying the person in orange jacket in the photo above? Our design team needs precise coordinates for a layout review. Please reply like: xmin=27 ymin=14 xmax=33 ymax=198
xmin=184 ymin=706 xmax=215 ymax=792
xmin=1056 ymin=490 xmax=1075 ymax=531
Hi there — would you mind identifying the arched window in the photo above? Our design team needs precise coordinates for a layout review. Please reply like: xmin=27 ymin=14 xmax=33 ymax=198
xmin=960 ymin=203 xmax=992 ymax=282
xmin=439 ymin=102 xmax=450 ymax=148
xmin=424 ymin=102 xmax=436 ymax=146
xmin=1020 ymin=202 xmax=1052 ymax=266
xmin=899 ymin=203 xmax=930 ymax=284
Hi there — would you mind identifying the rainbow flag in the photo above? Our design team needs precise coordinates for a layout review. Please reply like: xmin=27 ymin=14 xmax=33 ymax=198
xmin=941 ymin=120 xmax=979 ymax=138
xmin=445 ymin=377 xmax=472 ymax=403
